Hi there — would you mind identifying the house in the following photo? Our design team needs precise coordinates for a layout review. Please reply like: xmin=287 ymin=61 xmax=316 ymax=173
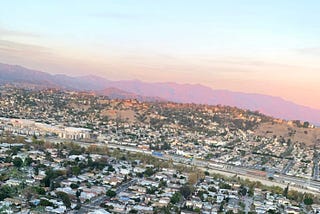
xmin=88 ymin=209 xmax=111 ymax=214
xmin=186 ymin=200 xmax=193 ymax=208
xmin=216 ymin=194 xmax=224 ymax=203
xmin=5 ymin=179 xmax=21 ymax=186
xmin=45 ymin=205 xmax=67 ymax=213
xmin=132 ymin=205 xmax=153 ymax=213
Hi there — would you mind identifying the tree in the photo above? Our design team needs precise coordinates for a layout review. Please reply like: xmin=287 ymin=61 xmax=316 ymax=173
xmin=219 ymin=182 xmax=231 ymax=190
xmin=76 ymin=189 xmax=82 ymax=198
xmin=188 ymin=172 xmax=199 ymax=185
xmin=0 ymin=185 xmax=13 ymax=200
xmin=33 ymin=186 xmax=46 ymax=195
xmin=180 ymin=185 xmax=193 ymax=199
xmin=71 ymin=166 xmax=81 ymax=176
xmin=238 ymin=185 xmax=247 ymax=197
xmin=12 ymin=157 xmax=23 ymax=168
xmin=194 ymin=207 xmax=201 ymax=213
xmin=41 ymin=168 xmax=64 ymax=187
xmin=248 ymin=187 xmax=254 ymax=197
xmin=170 ymin=192 xmax=182 ymax=204
xmin=106 ymin=189 xmax=116 ymax=198
xmin=39 ymin=199 xmax=53 ymax=207
xmin=304 ymin=197 xmax=313 ymax=205
xmin=146 ymin=187 xmax=157 ymax=194
xmin=107 ymin=165 xmax=115 ymax=172
xmin=161 ymin=141 xmax=171 ymax=150
xmin=56 ymin=191 xmax=71 ymax=208
xmin=24 ymin=156 xmax=33 ymax=166
xmin=34 ymin=166 xmax=39 ymax=175
xmin=144 ymin=168 xmax=155 ymax=177
xmin=283 ymin=184 xmax=289 ymax=198
xmin=70 ymin=183 xmax=79 ymax=189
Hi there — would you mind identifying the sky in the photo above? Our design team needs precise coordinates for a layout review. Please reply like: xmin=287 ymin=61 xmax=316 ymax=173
xmin=0 ymin=0 xmax=320 ymax=109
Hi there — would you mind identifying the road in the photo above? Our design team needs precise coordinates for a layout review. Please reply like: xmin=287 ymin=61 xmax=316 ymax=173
xmin=282 ymin=160 xmax=295 ymax=174
xmin=104 ymin=143 xmax=320 ymax=194
xmin=76 ymin=178 xmax=138 ymax=213
xmin=47 ymin=139 xmax=320 ymax=194
xmin=313 ymin=152 xmax=319 ymax=180
xmin=116 ymin=178 xmax=138 ymax=194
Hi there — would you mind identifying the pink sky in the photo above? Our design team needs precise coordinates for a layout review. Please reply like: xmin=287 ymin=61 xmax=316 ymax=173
xmin=1 ymin=1 xmax=320 ymax=110
xmin=1 ymin=45 xmax=319 ymax=110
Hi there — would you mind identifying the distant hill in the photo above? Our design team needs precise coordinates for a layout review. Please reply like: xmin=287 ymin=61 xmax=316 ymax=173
xmin=96 ymin=87 xmax=165 ymax=102
xmin=104 ymin=80 xmax=320 ymax=125
xmin=0 ymin=62 xmax=319 ymax=125
xmin=0 ymin=63 xmax=109 ymax=90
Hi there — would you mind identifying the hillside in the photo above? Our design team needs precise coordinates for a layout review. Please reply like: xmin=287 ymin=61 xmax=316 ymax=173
xmin=0 ymin=63 xmax=320 ymax=125
xmin=0 ymin=87 xmax=319 ymax=147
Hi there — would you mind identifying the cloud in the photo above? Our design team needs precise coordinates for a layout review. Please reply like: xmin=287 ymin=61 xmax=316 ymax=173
xmin=0 ymin=39 xmax=51 ymax=57
xmin=0 ymin=27 xmax=40 ymax=38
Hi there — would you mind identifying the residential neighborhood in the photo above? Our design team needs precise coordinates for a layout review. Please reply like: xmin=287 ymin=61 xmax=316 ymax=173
xmin=0 ymin=87 xmax=318 ymax=213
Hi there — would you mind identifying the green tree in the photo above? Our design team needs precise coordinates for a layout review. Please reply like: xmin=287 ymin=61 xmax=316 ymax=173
xmin=0 ymin=185 xmax=13 ymax=200
xmin=106 ymin=189 xmax=116 ymax=198
xmin=144 ymin=168 xmax=155 ymax=177
xmin=40 ymin=199 xmax=53 ymax=207
xmin=304 ymin=197 xmax=313 ymax=205
xmin=33 ymin=186 xmax=46 ymax=195
xmin=180 ymin=185 xmax=193 ymax=199
xmin=70 ymin=183 xmax=79 ymax=189
xmin=56 ymin=191 xmax=71 ymax=208
xmin=170 ymin=192 xmax=182 ymax=204
xmin=283 ymin=184 xmax=289 ymax=198
xmin=41 ymin=168 xmax=64 ymax=187
xmin=238 ymin=185 xmax=247 ymax=196
xmin=303 ymin=121 xmax=310 ymax=128
xmin=12 ymin=157 xmax=23 ymax=168
xmin=71 ymin=166 xmax=81 ymax=176
xmin=24 ymin=156 xmax=33 ymax=166
xmin=76 ymin=189 xmax=82 ymax=198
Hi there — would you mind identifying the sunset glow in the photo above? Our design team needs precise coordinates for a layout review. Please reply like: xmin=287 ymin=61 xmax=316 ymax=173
xmin=1 ymin=0 xmax=320 ymax=109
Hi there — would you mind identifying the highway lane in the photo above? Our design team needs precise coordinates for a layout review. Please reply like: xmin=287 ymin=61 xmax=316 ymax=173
xmin=104 ymin=143 xmax=320 ymax=194
xmin=46 ymin=139 xmax=320 ymax=194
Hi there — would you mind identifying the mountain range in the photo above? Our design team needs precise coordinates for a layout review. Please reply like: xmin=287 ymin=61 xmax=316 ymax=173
xmin=0 ymin=62 xmax=319 ymax=125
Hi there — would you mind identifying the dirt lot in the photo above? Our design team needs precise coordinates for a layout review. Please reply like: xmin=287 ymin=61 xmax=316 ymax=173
xmin=255 ymin=122 xmax=320 ymax=146
xmin=101 ymin=109 xmax=136 ymax=123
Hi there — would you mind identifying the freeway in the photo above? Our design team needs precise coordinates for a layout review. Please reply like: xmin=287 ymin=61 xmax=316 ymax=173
xmin=105 ymin=143 xmax=320 ymax=194
xmin=46 ymin=138 xmax=320 ymax=194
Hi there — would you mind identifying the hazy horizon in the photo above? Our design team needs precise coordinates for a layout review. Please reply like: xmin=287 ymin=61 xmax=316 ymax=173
xmin=1 ymin=1 xmax=320 ymax=109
